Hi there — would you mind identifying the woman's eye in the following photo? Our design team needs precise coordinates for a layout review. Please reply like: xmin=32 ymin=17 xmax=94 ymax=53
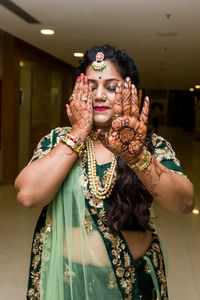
xmin=107 ymin=86 xmax=116 ymax=91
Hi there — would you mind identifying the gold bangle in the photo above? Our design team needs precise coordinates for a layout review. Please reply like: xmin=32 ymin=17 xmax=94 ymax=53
xmin=60 ymin=134 xmax=85 ymax=157
xmin=127 ymin=149 xmax=152 ymax=171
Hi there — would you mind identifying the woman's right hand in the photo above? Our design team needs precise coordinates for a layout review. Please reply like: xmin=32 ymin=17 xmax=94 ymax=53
xmin=15 ymin=73 xmax=93 ymax=208
xmin=66 ymin=73 xmax=93 ymax=142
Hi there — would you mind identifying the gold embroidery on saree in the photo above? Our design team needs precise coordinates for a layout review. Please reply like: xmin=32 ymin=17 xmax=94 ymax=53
xmin=27 ymin=226 xmax=45 ymax=299
xmin=83 ymin=217 xmax=93 ymax=233
xmin=27 ymin=214 xmax=53 ymax=299
xmin=144 ymin=262 xmax=151 ymax=274
xmin=107 ymin=272 xmax=118 ymax=289
xmin=145 ymin=236 xmax=168 ymax=299
xmin=63 ymin=263 xmax=76 ymax=284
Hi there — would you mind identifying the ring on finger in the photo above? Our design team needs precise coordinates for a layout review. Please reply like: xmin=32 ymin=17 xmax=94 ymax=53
xmin=69 ymin=94 xmax=75 ymax=102
xmin=81 ymin=96 xmax=88 ymax=101
xmin=113 ymin=113 xmax=121 ymax=118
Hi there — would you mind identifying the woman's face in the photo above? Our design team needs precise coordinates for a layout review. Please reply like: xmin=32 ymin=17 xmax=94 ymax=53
xmin=86 ymin=60 xmax=124 ymax=129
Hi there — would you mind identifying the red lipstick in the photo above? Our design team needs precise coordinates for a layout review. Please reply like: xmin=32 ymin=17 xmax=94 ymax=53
xmin=94 ymin=106 xmax=109 ymax=111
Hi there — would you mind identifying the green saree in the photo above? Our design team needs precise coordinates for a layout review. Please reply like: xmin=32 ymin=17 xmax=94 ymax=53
xmin=27 ymin=127 xmax=185 ymax=300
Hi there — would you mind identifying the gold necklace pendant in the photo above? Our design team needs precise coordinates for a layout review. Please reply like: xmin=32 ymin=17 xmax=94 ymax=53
xmin=86 ymin=137 xmax=117 ymax=201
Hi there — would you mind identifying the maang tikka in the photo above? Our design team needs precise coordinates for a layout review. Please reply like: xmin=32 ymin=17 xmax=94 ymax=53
xmin=92 ymin=52 xmax=107 ymax=71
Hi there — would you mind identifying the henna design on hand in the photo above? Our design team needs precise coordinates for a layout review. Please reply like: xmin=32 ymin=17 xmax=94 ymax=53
xmin=113 ymin=82 xmax=123 ymax=116
xmin=66 ymin=74 xmax=93 ymax=140
xmin=131 ymin=85 xmax=139 ymax=116
xmin=135 ymin=157 xmax=172 ymax=198
xmin=152 ymin=157 xmax=171 ymax=179
xmin=98 ymin=77 xmax=150 ymax=164
xmin=123 ymin=78 xmax=132 ymax=116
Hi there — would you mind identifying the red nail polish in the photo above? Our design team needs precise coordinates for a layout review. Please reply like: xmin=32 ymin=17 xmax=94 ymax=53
xmin=84 ymin=76 xmax=87 ymax=80
xmin=77 ymin=76 xmax=80 ymax=80
xmin=80 ymin=73 xmax=84 ymax=77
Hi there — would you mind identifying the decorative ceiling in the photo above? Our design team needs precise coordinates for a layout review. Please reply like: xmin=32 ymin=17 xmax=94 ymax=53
xmin=0 ymin=0 xmax=200 ymax=89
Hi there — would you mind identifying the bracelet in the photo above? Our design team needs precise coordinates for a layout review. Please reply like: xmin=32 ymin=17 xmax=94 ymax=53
xmin=60 ymin=134 xmax=85 ymax=157
xmin=127 ymin=149 xmax=152 ymax=171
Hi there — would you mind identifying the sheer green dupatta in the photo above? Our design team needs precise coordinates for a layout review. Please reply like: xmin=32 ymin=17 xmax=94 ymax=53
xmin=40 ymin=159 xmax=122 ymax=300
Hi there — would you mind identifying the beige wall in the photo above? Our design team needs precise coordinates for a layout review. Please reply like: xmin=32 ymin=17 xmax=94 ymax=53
xmin=19 ymin=61 xmax=32 ymax=171
xmin=1 ymin=32 xmax=75 ymax=183
xmin=30 ymin=63 xmax=64 ymax=152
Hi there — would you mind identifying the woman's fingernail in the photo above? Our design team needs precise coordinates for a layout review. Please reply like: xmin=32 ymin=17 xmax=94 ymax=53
xmin=84 ymin=76 xmax=87 ymax=80
xmin=80 ymin=73 xmax=84 ymax=77
xmin=77 ymin=76 xmax=80 ymax=80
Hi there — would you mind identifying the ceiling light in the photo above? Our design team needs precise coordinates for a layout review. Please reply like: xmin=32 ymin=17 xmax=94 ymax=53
xmin=40 ymin=29 xmax=55 ymax=35
xmin=74 ymin=52 xmax=84 ymax=58
xmin=189 ymin=88 xmax=194 ymax=92
xmin=192 ymin=209 xmax=199 ymax=215
xmin=195 ymin=85 xmax=200 ymax=89
xmin=19 ymin=61 xmax=24 ymax=67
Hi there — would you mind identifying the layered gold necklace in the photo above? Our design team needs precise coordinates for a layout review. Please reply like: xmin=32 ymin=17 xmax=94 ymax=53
xmin=86 ymin=135 xmax=117 ymax=201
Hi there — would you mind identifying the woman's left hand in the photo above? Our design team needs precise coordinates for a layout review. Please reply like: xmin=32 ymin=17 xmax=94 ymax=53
xmin=98 ymin=77 xmax=149 ymax=164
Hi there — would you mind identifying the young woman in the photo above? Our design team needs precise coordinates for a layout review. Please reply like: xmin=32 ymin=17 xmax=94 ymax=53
xmin=15 ymin=45 xmax=194 ymax=300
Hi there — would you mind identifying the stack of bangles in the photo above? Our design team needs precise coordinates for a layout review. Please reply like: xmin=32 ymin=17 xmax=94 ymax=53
xmin=127 ymin=148 xmax=152 ymax=171
xmin=60 ymin=134 xmax=85 ymax=157
xmin=60 ymin=134 xmax=152 ymax=171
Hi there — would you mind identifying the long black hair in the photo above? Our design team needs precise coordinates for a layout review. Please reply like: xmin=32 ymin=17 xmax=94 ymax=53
xmin=77 ymin=45 xmax=154 ymax=233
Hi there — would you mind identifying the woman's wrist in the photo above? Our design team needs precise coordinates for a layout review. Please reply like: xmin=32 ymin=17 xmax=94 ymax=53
xmin=127 ymin=148 xmax=152 ymax=172
xmin=60 ymin=133 xmax=85 ymax=158
xmin=70 ymin=128 xmax=90 ymax=143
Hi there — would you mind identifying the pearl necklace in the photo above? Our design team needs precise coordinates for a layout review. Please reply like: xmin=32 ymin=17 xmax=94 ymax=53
xmin=86 ymin=136 xmax=117 ymax=200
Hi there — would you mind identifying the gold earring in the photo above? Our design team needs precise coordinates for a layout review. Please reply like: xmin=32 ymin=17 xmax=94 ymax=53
xmin=102 ymin=94 xmax=107 ymax=101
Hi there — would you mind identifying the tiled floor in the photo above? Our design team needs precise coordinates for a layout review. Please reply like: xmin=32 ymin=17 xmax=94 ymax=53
xmin=0 ymin=126 xmax=199 ymax=300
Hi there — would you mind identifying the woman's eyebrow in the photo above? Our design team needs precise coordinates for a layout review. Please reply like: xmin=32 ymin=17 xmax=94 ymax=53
xmin=87 ymin=78 xmax=120 ymax=83
xmin=105 ymin=79 xmax=120 ymax=83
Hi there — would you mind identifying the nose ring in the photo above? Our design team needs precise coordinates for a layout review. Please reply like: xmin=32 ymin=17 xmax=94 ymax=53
xmin=102 ymin=94 xmax=107 ymax=101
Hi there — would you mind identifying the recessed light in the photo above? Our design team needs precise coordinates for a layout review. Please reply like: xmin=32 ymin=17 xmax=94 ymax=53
xmin=73 ymin=52 xmax=84 ymax=58
xmin=40 ymin=29 xmax=55 ymax=35
xmin=195 ymin=85 xmax=200 ymax=89
xmin=189 ymin=88 xmax=194 ymax=92
xmin=19 ymin=61 xmax=24 ymax=67
xmin=192 ymin=209 xmax=199 ymax=215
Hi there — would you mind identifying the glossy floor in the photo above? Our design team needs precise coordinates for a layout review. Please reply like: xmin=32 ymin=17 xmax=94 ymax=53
xmin=0 ymin=126 xmax=199 ymax=300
